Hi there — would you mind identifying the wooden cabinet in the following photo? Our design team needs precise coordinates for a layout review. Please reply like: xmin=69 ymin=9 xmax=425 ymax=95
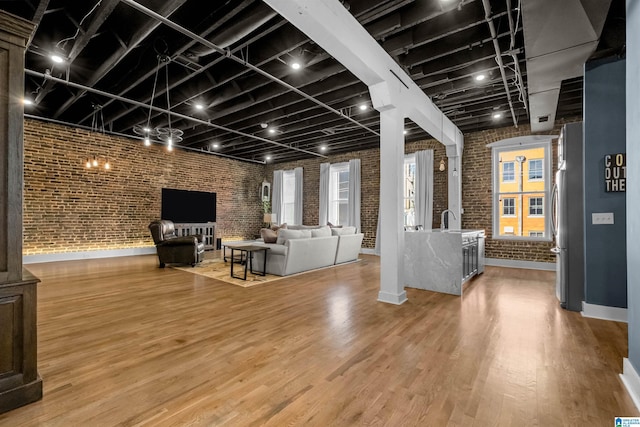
xmin=0 ymin=10 xmax=42 ymax=414
xmin=0 ymin=272 xmax=41 ymax=414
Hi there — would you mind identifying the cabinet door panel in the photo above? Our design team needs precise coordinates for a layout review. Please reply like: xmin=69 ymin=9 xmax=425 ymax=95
xmin=0 ymin=295 xmax=23 ymax=383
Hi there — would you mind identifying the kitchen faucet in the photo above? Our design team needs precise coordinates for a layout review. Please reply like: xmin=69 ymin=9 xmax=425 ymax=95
xmin=440 ymin=209 xmax=457 ymax=230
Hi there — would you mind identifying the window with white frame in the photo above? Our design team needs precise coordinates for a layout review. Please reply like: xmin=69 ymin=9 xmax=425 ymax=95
xmin=529 ymin=159 xmax=543 ymax=180
xmin=502 ymin=161 xmax=515 ymax=182
xmin=403 ymin=155 xmax=416 ymax=226
xmin=281 ymin=170 xmax=295 ymax=224
xmin=502 ymin=197 xmax=515 ymax=216
xmin=529 ymin=197 xmax=543 ymax=216
xmin=328 ymin=163 xmax=349 ymax=225
xmin=489 ymin=136 xmax=552 ymax=240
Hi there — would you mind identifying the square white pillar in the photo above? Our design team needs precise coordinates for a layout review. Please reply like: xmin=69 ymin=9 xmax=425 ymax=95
xmin=377 ymin=109 xmax=407 ymax=305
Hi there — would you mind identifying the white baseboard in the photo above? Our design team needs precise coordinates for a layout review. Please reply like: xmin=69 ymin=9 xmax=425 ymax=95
xmin=377 ymin=290 xmax=408 ymax=305
xmin=484 ymin=257 xmax=555 ymax=271
xmin=361 ymin=248 xmax=377 ymax=255
xmin=23 ymin=247 xmax=156 ymax=264
xmin=621 ymin=358 xmax=640 ymax=411
xmin=581 ymin=301 xmax=628 ymax=323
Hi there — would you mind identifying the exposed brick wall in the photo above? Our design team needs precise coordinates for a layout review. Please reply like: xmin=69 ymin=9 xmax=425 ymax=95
xmin=267 ymin=118 xmax=579 ymax=262
xmin=23 ymin=116 xmax=578 ymax=262
xmin=265 ymin=142 xmax=448 ymax=249
xmin=23 ymin=119 xmax=265 ymax=255
xmin=461 ymin=120 xmax=575 ymax=263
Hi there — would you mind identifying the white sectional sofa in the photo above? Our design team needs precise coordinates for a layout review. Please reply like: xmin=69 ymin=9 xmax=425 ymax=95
xmin=252 ymin=225 xmax=364 ymax=276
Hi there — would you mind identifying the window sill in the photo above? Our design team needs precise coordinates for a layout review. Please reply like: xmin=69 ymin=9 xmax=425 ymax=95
xmin=493 ymin=235 xmax=553 ymax=243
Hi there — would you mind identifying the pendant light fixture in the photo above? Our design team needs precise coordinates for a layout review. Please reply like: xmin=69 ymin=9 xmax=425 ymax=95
xmin=83 ymin=104 xmax=112 ymax=171
xmin=133 ymin=54 xmax=183 ymax=150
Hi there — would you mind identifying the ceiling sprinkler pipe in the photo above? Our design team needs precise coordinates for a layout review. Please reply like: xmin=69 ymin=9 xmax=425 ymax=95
xmin=120 ymin=0 xmax=380 ymax=137
xmin=506 ymin=0 xmax=528 ymax=115
xmin=25 ymin=69 xmax=327 ymax=159
xmin=481 ymin=0 xmax=518 ymax=127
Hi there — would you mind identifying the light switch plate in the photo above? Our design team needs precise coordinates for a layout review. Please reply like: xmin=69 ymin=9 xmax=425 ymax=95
xmin=592 ymin=212 xmax=614 ymax=225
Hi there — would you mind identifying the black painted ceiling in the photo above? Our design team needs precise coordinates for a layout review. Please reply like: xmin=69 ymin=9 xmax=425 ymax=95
xmin=3 ymin=0 xmax=626 ymax=163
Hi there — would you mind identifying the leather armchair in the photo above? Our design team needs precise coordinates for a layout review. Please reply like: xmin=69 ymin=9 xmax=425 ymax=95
xmin=148 ymin=220 xmax=205 ymax=267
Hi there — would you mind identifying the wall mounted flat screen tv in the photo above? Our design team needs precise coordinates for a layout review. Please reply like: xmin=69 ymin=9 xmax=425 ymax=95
xmin=161 ymin=188 xmax=216 ymax=223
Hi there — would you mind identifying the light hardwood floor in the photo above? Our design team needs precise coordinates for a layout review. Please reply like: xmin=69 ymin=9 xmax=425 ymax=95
xmin=0 ymin=253 xmax=637 ymax=426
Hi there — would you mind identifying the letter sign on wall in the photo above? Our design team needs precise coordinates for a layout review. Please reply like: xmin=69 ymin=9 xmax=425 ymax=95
xmin=604 ymin=153 xmax=626 ymax=192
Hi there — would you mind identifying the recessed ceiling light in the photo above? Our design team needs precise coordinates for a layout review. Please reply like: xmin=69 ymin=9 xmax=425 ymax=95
xmin=320 ymin=145 xmax=327 ymax=151
xmin=268 ymin=128 xmax=276 ymax=134
xmin=493 ymin=113 xmax=502 ymax=119
xmin=291 ymin=62 xmax=301 ymax=70
xmin=475 ymin=74 xmax=486 ymax=81
xmin=403 ymin=130 xmax=407 ymax=135
xmin=195 ymin=103 xmax=204 ymax=110
xmin=51 ymin=54 xmax=64 ymax=64
xmin=23 ymin=99 xmax=33 ymax=106
xmin=265 ymin=155 xmax=272 ymax=161
xmin=212 ymin=143 xmax=219 ymax=149
xmin=359 ymin=104 xmax=368 ymax=111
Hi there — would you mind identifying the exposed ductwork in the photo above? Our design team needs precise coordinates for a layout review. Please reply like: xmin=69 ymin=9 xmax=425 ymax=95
xmin=522 ymin=0 xmax=612 ymax=131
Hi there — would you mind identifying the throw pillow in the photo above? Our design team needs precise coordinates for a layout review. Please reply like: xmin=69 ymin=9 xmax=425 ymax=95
xmin=276 ymin=229 xmax=306 ymax=245
xmin=311 ymin=225 xmax=331 ymax=238
xmin=331 ymin=226 xmax=357 ymax=236
xmin=271 ymin=223 xmax=287 ymax=232
xmin=260 ymin=228 xmax=278 ymax=243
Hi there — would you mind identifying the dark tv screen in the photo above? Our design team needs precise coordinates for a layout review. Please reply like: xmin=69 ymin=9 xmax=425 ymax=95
xmin=161 ymin=188 xmax=216 ymax=223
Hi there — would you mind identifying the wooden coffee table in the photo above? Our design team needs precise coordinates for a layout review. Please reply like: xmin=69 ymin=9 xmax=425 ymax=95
xmin=223 ymin=244 xmax=270 ymax=280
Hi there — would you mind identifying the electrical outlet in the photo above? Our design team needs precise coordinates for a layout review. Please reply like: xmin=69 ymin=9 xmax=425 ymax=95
xmin=592 ymin=212 xmax=614 ymax=225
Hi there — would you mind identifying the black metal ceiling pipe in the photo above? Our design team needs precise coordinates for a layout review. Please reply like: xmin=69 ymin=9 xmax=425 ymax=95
xmin=23 ymin=115 xmax=266 ymax=164
xmin=25 ymin=69 xmax=327 ymax=159
xmin=77 ymin=0 xmax=257 ymax=125
xmin=53 ymin=0 xmax=190 ymax=119
xmin=120 ymin=0 xmax=380 ymax=137
xmin=481 ymin=0 xmax=518 ymax=127
xmin=506 ymin=0 xmax=528 ymax=113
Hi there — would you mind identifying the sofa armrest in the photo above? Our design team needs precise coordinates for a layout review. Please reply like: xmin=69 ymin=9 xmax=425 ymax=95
xmin=335 ymin=233 xmax=364 ymax=264
xmin=253 ymin=242 xmax=287 ymax=255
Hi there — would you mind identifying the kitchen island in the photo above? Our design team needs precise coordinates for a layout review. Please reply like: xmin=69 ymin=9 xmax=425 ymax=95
xmin=404 ymin=229 xmax=485 ymax=295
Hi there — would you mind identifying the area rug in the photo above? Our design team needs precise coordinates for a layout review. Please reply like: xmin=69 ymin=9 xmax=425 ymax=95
xmin=172 ymin=258 xmax=284 ymax=288
xmin=172 ymin=257 xmax=362 ymax=288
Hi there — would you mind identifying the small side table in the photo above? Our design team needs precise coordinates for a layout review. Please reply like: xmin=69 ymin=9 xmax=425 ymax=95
xmin=224 ymin=244 xmax=270 ymax=280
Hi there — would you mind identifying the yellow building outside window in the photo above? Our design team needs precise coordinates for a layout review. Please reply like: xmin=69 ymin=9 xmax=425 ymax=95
xmin=497 ymin=146 xmax=546 ymax=237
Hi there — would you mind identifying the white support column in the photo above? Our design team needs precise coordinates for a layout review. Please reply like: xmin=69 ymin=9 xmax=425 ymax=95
xmin=377 ymin=108 xmax=407 ymax=305
xmin=446 ymin=145 xmax=462 ymax=230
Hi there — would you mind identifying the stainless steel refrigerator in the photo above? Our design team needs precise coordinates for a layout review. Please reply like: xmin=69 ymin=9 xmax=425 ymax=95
xmin=551 ymin=122 xmax=585 ymax=311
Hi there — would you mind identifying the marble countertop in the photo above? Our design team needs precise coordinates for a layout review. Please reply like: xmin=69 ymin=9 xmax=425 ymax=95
xmin=403 ymin=229 xmax=485 ymax=295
